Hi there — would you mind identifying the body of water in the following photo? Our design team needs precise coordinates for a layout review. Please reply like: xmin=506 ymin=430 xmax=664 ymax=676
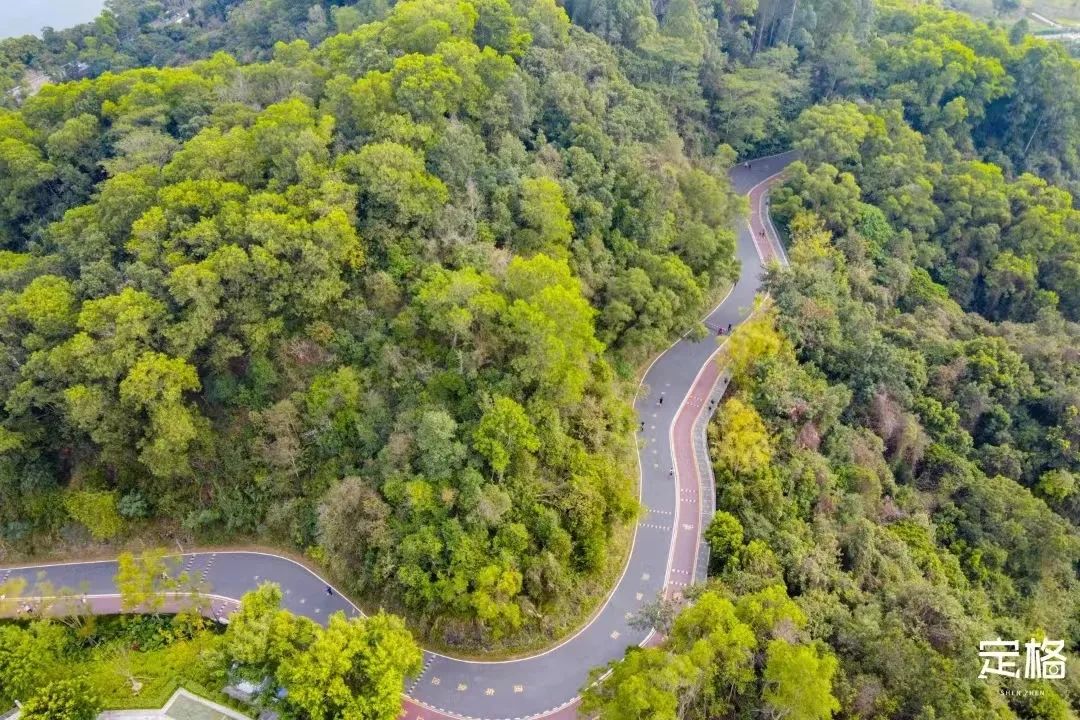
xmin=1 ymin=0 xmax=107 ymax=39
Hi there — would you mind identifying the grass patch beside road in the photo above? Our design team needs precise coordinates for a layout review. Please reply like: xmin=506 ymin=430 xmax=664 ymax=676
xmin=80 ymin=627 xmax=224 ymax=710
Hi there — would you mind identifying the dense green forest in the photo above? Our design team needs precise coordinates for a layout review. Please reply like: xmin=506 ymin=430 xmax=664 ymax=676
xmin=583 ymin=3 xmax=1080 ymax=720
xmin=1 ymin=0 xmax=1079 ymax=714
xmin=0 ymin=0 xmax=748 ymax=647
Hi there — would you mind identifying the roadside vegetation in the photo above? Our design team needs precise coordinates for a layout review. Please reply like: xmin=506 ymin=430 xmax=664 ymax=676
xmin=0 ymin=565 xmax=420 ymax=720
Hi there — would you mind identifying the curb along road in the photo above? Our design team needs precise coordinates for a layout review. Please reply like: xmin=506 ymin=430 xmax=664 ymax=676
xmin=0 ymin=153 xmax=796 ymax=720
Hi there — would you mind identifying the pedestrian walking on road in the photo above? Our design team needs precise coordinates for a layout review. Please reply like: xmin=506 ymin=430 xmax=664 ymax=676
xmin=727 ymin=322 xmax=732 ymax=333
xmin=658 ymin=394 xmax=664 ymax=406
xmin=326 ymin=586 xmax=333 ymax=596
xmin=639 ymin=421 xmax=645 ymax=432
xmin=669 ymin=467 xmax=674 ymax=477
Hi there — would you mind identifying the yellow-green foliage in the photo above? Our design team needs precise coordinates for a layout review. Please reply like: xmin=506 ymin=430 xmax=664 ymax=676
xmin=63 ymin=490 xmax=124 ymax=541
xmin=888 ymin=520 xmax=968 ymax=589
xmin=80 ymin=632 xmax=223 ymax=710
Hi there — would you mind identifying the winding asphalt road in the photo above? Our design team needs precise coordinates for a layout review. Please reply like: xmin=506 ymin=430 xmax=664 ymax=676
xmin=0 ymin=152 xmax=795 ymax=720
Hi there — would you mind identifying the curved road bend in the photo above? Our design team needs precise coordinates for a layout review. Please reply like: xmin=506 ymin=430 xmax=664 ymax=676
xmin=0 ymin=152 xmax=796 ymax=720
